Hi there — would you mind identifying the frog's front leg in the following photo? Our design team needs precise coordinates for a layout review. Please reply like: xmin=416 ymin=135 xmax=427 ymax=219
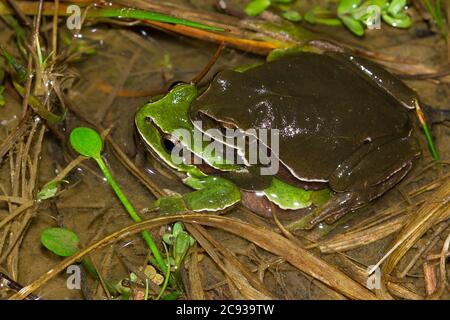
xmin=309 ymin=134 xmax=420 ymax=225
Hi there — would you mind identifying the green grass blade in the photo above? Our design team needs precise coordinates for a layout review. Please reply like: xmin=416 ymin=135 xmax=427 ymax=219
xmin=88 ymin=8 xmax=224 ymax=32
xmin=422 ymin=122 xmax=439 ymax=160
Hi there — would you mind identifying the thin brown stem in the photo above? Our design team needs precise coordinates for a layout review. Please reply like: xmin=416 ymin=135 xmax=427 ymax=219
xmin=52 ymin=0 xmax=59 ymax=62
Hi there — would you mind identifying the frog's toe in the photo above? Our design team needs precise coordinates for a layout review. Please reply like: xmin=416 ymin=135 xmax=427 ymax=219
xmin=309 ymin=191 xmax=356 ymax=225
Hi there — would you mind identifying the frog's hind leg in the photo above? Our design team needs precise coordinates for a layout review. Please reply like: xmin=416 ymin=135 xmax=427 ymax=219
xmin=309 ymin=135 xmax=420 ymax=226
xmin=309 ymin=162 xmax=412 ymax=225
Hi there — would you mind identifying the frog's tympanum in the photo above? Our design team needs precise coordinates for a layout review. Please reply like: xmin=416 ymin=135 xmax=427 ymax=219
xmin=136 ymin=51 xmax=422 ymax=227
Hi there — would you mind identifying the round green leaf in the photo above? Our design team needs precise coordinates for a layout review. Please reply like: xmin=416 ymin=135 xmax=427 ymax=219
xmin=69 ymin=127 xmax=103 ymax=158
xmin=174 ymin=232 xmax=191 ymax=268
xmin=304 ymin=10 xmax=316 ymax=23
xmin=245 ymin=0 xmax=272 ymax=16
xmin=172 ymin=222 xmax=184 ymax=237
xmin=387 ymin=0 xmax=406 ymax=16
xmin=368 ymin=0 xmax=388 ymax=9
xmin=338 ymin=0 xmax=362 ymax=15
xmin=282 ymin=10 xmax=302 ymax=22
xmin=41 ymin=227 xmax=80 ymax=257
xmin=162 ymin=233 xmax=175 ymax=245
xmin=341 ymin=15 xmax=365 ymax=36
xmin=382 ymin=11 xmax=412 ymax=28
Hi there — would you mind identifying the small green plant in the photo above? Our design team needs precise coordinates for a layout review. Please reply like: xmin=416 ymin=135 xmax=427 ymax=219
xmin=245 ymin=0 xmax=272 ymax=16
xmin=37 ymin=180 xmax=68 ymax=200
xmin=308 ymin=0 xmax=412 ymax=36
xmin=2 ymin=48 xmax=27 ymax=84
xmin=245 ymin=0 xmax=413 ymax=36
xmin=13 ymin=81 xmax=64 ymax=123
xmin=422 ymin=0 xmax=446 ymax=35
xmin=40 ymin=227 xmax=98 ymax=278
xmin=281 ymin=10 xmax=302 ymax=22
xmin=245 ymin=0 xmax=302 ymax=22
xmin=0 ymin=2 xmax=27 ymax=57
xmin=88 ymin=7 xmax=224 ymax=32
xmin=69 ymin=127 xmax=167 ymax=275
xmin=415 ymin=105 xmax=440 ymax=160
xmin=162 ymin=222 xmax=196 ymax=270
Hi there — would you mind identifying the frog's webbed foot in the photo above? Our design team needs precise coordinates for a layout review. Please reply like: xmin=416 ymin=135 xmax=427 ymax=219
xmin=309 ymin=135 xmax=419 ymax=226
xmin=309 ymin=191 xmax=356 ymax=226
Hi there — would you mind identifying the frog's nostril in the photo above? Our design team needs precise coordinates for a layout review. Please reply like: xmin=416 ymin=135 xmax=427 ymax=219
xmin=144 ymin=117 xmax=153 ymax=124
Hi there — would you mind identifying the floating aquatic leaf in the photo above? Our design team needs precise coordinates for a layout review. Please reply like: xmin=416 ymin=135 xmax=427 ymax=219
xmin=69 ymin=127 xmax=103 ymax=159
xmin=245 ymin=0 xmax=272 ymax=16
xmin=337 ymin=0 xmax=362 ymax=15
xmin=341 ymin=15 xmax=365 ymax=36
xmin=41 ymin=227 xmax=80 ymax=257
xmin=387 ymin=0 xmax=407 ymax=16
xmin=282 ymin=10 xmax=302 ymax=22
xmin=382 ymin=11 xmax=412 ymax=28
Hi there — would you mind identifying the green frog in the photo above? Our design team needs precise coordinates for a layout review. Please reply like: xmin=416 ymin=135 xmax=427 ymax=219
xmin=135 ymin=51 xmax=424 ymax=227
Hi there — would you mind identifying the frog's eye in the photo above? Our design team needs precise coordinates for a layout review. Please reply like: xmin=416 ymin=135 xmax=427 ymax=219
xmin=163 ymin=139 xmax=175 ymax=153
xmin=162 ymin=136 xmax=175 ymax=153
